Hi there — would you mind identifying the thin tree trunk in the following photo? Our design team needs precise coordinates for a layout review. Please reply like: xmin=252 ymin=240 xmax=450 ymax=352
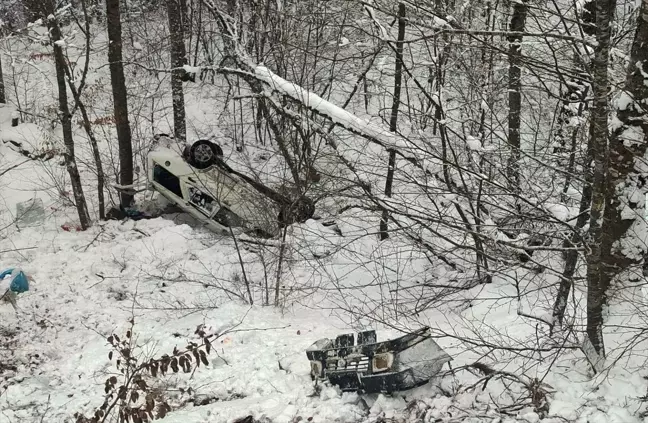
xmin=0 ymin=54 xmax=5 ymax=103
xmin=62 ymin=0 xmax=106 ymax=220
xmin=180 ymin=0 xmax=189 ymax=32
xmin=552 ymin=88 xmax=595 ymax=328
xmin=552 ymin=174 xmax=592 ymax=328
xmin=379 ymin=3 xmax=406 ymax=240
xmin=506 ymin=0 xmax=528 ymax=195
xmin=49 ymin=16 xmax=91 ymax=230
xmin=584 ymin=0 xmax=617 ymax=368
xmin=552 ymin=62 xmax=593 ymax=328
xmin=75 ymin=99 xmax=106 ymax=220
xmin=64 ymin=76 xmax=106 ymax=220
xmin=559 ymin=86 xmax=589 ymax=202
xmin=106 ymin=0 xmax=134 ymax=208
xmin=275 ymin=225 xmax=288 ymax=307
xmin=167 ymin=0 xmax=188 ymax=143
xmin=229 ymin=225 xmax=253 ymax=305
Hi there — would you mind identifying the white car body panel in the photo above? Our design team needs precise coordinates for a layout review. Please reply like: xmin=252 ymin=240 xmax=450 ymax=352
xmin=147 ymin=147 xmax=277 ymax=235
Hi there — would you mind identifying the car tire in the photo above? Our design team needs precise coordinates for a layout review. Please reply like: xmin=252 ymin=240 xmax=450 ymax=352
xmin=189 ymin=140 xmax=223 ymax=169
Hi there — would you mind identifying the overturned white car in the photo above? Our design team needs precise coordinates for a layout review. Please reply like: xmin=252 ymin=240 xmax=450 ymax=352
xmin=146 ymin=138 xmax=315 ymax=237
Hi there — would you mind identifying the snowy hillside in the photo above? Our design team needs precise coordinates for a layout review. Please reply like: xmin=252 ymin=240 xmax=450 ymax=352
xmin=1 ymin=127 xmax=647 ymax=423
xmin=2 ymin=0 xmax=648 ymax=422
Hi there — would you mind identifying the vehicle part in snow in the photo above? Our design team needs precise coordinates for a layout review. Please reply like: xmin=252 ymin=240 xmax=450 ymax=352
xmin=187 ymin=140 xmax=224 ymax=170
xmin=147 ymin=144 xmax=316 ymax=238
xmin=215 ymin=158 xmax=315 ymax=224
xmin=306 ymin=327 xmax=452 ymax=394
xmin=15 ymin=198 xmax=45 ymax=227
xmin=322 ymin=220 xmax=343 ymax=236
xmin=152 ymin=133 xmax=175 ymax=150
xmin=106 ymin=206 xmax=153 ymax=221
xmin=153 ymin=164 xmax=184 ymax=198
xmin=213 ymin=206 xmax=244 ymax=228
xmin=278 ymin=196 xmax=316 ymax=226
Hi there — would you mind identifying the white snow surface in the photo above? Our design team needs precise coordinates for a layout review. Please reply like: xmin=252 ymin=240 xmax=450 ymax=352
xmin=2 ymin=137 xmax=648 ymax=423
xmin=1 ymin=26 xmax=648 ymax=423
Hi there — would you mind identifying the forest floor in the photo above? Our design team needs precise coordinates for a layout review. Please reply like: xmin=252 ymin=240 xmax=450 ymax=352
xmin=1 ymin=109 xmax=648 ymax=423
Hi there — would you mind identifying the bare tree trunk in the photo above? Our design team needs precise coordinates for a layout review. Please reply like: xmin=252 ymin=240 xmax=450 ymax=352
xmin=553 ymin=88 xmax=595 ymax=328
xmin=552 ymin=60 xmax=593 ymax=329
xmin=62 ymin=0 xmax=107 ymax=220
xmin=584 ymin=0 xmax=617 ymax=369
xmin=74 ymin=98 xmax=107 ymax=220
xmin=49 ymin=16 xmax=91 ymax=230
xmin=0 ymin=54 xmax=5 ymax=104
xmin=179 ymin=0 xmax=189 ymax=32
xmin=275 ymin=225 xmax=288 ymax=307
xmin=379 ymin=3 xmax=406 ymax=240
xmin=106 ymin=0 xmax=134 ymax=208
xmin=229 ymin=226 xmax=253 ymax=305
xmin=552 ymin=180 xmax=592 ymax=328
xmin=506 ymin=0 xmax=528 ymax=195
xmin=167 ymin=0 xmax=187 ymax=143
xmin=604 ymin=0 xmax=648 ymax=273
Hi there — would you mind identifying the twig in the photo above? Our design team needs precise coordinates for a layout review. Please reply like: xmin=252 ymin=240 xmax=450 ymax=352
xmin=81 ymin=227 xmax=105 ymax=252
xmin=39 ymin=394 xmax=52 ymax=423
xmin=0 ymin=160 xmax=30 ymax=177
xmin=0 ymin=247 xmax=37 ymax=254
xmin=228 ymin=225 xmax=253 ymax=305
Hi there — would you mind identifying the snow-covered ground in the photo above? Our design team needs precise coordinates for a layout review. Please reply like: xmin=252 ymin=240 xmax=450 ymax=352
xmin=2 ymin=130 xmax=648 ymax=423
xmin=1 ymin=11 xmax=648 ymax=423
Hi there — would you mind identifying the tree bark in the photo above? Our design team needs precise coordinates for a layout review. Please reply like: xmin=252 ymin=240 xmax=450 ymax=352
xmin=552 ymin=54 xmax=593 ymax=329
xmin=57 ymin=0 xmax=107 ymax=220
xmin=552 ymin=181 xmax=592 ymax=328
xmin=604 ymin=0 xmax=648 ymax=273
xmin=179 ymin=0 xmax=189 ymax=32
xmin=106 ymin=0 xmax=134 ymax=208
xmin=167 ymin=0 xmax=188 ymax=143
xmin=0 ymin=54 xmax=5 ymax=104
xmin=49 ymin=15 xmax=91 ymax=230
xmin=379 ymin=3 xmax=406 ymax=240
xmin=584 ymin=0 xmax=617 ymax=367
xmin=506 ymin=0 xmax=528 ymax=195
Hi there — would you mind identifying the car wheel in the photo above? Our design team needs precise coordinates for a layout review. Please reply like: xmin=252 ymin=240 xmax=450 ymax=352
xmin=189 ymin=140 xmax=223 ymax=169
